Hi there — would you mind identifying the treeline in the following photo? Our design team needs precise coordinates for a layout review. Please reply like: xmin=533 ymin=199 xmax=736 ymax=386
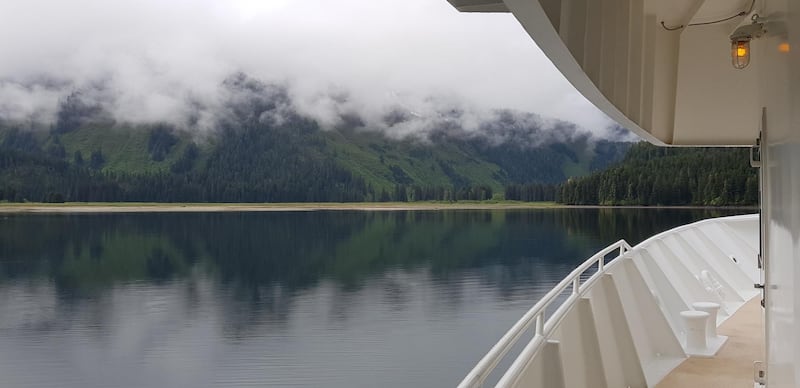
xmin=556 ymin=142 xmax=758 ymax=206
xmin=0 ymin=122 xmax=756 ymax=206
xmin=504 ymin=183 xmax=557 ymax=202
xmin=375 ymin=184 xmax=494 ymax=202
xmin=0 ymin=149 xmax=499 ymax=204
xmin=0 ymin=123 xmax=495 ymax=203
xmin=0 ymin=127 xmax=372 ymax=203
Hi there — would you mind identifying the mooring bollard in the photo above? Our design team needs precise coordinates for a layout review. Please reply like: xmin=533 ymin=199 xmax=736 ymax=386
xmin=680 ymin=310 xmax=710 ymax=352
xmin=692 ymin=301 xmax=721 ymax=339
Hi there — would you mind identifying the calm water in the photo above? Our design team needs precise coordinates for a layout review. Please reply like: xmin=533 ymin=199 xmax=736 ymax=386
xmin=0 ymin=208 xmax=750 ymax=387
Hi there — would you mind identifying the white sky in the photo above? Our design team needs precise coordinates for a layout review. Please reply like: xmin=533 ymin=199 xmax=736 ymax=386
xmin=0 ymin=0 xmax=616 ymax=136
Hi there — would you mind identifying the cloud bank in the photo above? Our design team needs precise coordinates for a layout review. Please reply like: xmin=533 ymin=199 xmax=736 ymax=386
xmin=0 ymin=0 xmax=623 ymax=139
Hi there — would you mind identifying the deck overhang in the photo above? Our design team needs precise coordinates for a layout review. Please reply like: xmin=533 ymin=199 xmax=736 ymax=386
xmin=447 ymin=0 xmax=508 ymax=12
xmin=447 ymin=0 xmax=770 ymax=146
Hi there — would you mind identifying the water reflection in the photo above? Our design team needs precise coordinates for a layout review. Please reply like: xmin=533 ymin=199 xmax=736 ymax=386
xmin=0 ymin=208 xmax=749 ymax=387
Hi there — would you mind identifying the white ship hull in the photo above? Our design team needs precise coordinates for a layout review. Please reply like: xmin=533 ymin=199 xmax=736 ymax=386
xmin=460 ymin=214 xmax=760 ymax=387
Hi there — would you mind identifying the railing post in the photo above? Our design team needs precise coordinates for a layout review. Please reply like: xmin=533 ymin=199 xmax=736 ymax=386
xmin=535 ymin=314 xmax=544 ymax=336
xmin=458 ymin=239 xmax=636 ymax=388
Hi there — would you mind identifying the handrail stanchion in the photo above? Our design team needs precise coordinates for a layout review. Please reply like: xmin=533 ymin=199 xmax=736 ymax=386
xmin=458 ymin=219 xmax=750 ymax=387
xmin=457 ymin=240 xmax=631 ymax=388
xmin=535 ymin=314 xmax=544 ymax=336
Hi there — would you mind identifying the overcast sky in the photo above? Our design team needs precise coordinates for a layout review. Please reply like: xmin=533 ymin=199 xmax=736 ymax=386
xmin=0 ymin=0 xmax=616 ymax=137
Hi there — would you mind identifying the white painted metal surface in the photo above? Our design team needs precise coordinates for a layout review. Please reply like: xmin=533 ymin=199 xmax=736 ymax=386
xmin=458 ymin=240 xmax=632 ymax=387
xmin=680 ymin=310 xmax=710 ymax=352
xmin=446 ymin=0 xmax=761 ymax=145
xmin=758 ymin=1 xmax=797 ymax=386
xmin=459 ymin=214 xmax=759 ymax=387
xmin=446 ymin=0 xmax=798 ymax=384
xmin=692 ymin=301 xmax=722 ymax=338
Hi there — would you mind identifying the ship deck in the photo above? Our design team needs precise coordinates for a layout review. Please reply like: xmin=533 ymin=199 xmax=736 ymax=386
xmin=656 ymin=296 xmax=764 ymax=388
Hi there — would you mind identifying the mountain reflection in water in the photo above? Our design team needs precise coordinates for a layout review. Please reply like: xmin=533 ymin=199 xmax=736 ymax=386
xmin=0 ymin=208 xmax=749 ymax=387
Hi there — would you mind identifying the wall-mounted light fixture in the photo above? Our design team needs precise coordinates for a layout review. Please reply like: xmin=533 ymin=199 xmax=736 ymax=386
xmin=730 ymin=16 xmax=767 ymax=69
xmin=731 ymin=38 xmax=751 ymax=69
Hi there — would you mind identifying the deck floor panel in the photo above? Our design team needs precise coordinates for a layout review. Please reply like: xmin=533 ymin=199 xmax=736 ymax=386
xmin=656 ymin=297 xmax=763 ymax=388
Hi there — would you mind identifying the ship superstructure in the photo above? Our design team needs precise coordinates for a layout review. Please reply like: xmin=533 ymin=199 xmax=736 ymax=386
xmin=446 ymin=0 xmax=797 ymax=386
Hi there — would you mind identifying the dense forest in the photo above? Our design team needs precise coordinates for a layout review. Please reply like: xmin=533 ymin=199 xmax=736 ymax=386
xmin=555 ymin=142 xmax=758 ymax=206
xmin=0 ymin=133 xmax=757 ymax=205
xmin=0 ymin=74 xmax=629 ymax=203
xmin=0 ymin=75 xmax=757 ymax=205
xmin=0 ymin=119 xmax=604 ymax=203
xmin=0 ymin=126 xmax=485 ymax=203
xmin=0 ymin=128 xmax=504 ymax=203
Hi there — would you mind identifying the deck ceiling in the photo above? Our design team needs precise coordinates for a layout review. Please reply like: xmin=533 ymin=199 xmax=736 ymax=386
xmin=447 ymin=0 xmax=763 ymax=146
xmin=447 ymin=0 xmax=508 ymax=12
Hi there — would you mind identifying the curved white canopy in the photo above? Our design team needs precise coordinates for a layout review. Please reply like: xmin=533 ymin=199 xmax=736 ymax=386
xmin=447 ymin=0 xmax=764 ymax=146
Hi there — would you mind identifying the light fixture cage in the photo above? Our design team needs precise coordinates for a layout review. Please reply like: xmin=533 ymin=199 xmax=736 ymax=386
xmin=729 ymin=21 xmax=766 ymax=70
xmin=731 ymin=38 xmax=751 ymax=69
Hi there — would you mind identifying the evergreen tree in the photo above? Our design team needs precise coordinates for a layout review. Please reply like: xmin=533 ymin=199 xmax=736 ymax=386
xmin=555 ymin=142 xmax=756 ymax=206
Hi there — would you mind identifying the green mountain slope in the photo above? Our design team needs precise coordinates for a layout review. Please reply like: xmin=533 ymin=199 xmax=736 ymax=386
xmin=0 ymin=120 xmax=626 ymax=203
xmin=324 ymin=130 xmax=504 ymax=191
xmin=58 ymin=124 xmax=202 ymax=174
xmin=0 ymin=75 xmax=630 ymax=203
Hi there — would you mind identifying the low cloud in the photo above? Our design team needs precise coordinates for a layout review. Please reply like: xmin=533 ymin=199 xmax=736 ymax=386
xmin=0 ymin=0 xmax=626 ymax=141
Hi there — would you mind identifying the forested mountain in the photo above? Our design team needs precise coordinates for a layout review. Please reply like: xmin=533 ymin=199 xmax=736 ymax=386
xmin=0 ymin=75 xmax=628 ymax=203
xmin=3 ymin=74 xmax=756 ymax=206
xmin=0 ymin=127 xmax=758 ymax=206
xmin=555 ymin=142 xmax=758 ymax=206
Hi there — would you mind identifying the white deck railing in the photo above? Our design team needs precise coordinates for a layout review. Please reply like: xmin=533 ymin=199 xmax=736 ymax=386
xmin=458 ymin=214 xmax=760 ymax=388
xmin=458 ymin=240 xmax=632 ymax=388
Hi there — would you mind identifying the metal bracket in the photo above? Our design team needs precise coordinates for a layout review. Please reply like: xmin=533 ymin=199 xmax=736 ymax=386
xmin=755 ymin=280 xmax=766 ymax=308
xmin=750 ymin=137 xmax=762 ymax=168
xmin=754 ymin=361 xmax=766 ymax=385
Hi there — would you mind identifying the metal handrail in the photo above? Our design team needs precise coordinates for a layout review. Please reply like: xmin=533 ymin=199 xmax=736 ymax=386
xmin=457 ymin=239 xmax=632 ymax=388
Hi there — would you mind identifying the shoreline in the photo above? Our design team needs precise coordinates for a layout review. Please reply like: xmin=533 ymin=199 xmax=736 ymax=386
xmin=0 ymin=202 xmax=758 ymax=214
